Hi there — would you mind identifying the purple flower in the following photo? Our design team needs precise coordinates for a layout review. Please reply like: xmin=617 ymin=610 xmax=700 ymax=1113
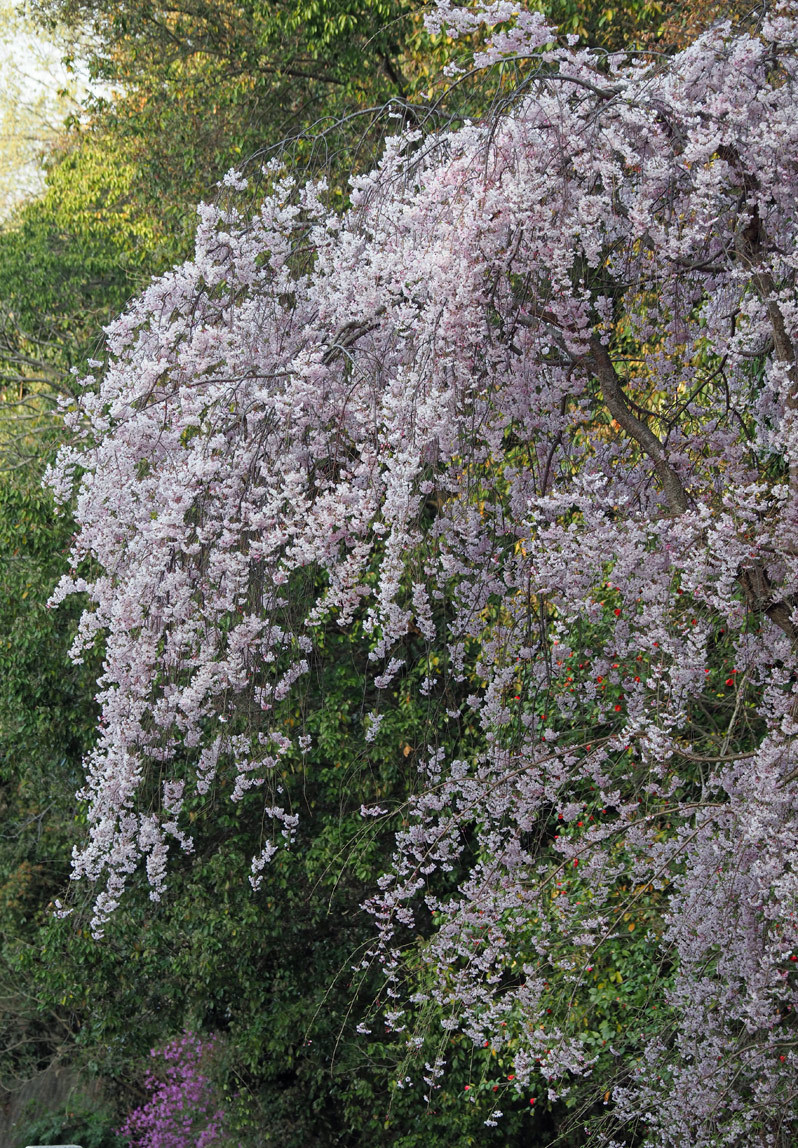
xmin=119 ymin=1033 xmax=225 ymax=1148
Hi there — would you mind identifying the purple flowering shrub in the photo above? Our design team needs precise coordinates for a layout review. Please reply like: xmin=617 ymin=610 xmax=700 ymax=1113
xmin=119 ymin=1032 xmax=226 ymax=1148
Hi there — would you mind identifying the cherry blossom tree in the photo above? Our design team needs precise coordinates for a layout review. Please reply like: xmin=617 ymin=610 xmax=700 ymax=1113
xmin=49 ymin=1 xmax=798 ymax=1142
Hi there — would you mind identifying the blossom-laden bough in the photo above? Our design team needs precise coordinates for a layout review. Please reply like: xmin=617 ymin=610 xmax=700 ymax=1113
xmin=49 ymin=1 xmax=798 ymax=1142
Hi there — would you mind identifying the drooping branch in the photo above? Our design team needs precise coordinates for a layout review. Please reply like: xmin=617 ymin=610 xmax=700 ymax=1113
xmin=588 ymin=336 xmax=689 ymax=515
xmin=739 ymin=563 xmax=798 ymax=646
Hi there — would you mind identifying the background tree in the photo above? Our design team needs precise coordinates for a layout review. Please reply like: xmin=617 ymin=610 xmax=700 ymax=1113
xmin=0 ymin=0 xmax=89 ymax=219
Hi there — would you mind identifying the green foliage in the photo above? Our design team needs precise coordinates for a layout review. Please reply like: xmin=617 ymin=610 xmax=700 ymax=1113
xmin=31 ymin=0 xmax=420 ymax=233
xmin=0 ymin=130 xmax=178 ymax=394
xmin=532 ymin=0 xmax=667 ymax=48
xmin=0 ymin=477 xmax=96 ymax=920
xmin=0 ymin=473 xmax=99 ymax=1098
xmin=9 ymin=1088 xmax=118 ymax=1148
